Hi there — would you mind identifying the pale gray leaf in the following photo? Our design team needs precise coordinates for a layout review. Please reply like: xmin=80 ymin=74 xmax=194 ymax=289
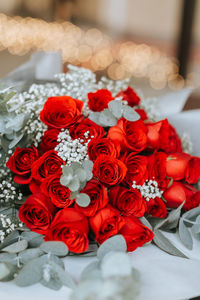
xmin=9 ymin=133 xmax=24 ymax=149
xmin=99 ymin=109 xmax=117 ymax=127
xmin=1 ymin=240 xmax=28 ymax=253
xmin=182 ymin=206 xmax=200 ymax=223
xmin=153 ymin=230 xmax=188 ymax=258
xmin=15 ymin=255 xmax=47 ymax=286
xmin=68 ymin=176 xmax=80 ymax=192
xmin=21 ymin=231 xmax=43 ymax=242
xmin=62 ymin=165 xmax=73 ymax=177
xmin=108 ymin=100 xmax=123 ymax=119
xmin=0 ymin=231 xmax=19 ymax=250
xmin=40 ymin=241 xmax=68 ymax=257
xmin=82 ymin=160 xmax=93 ymax=173
xmin=71 ymin=162 xmax=82 ymax=171
xmin=101 ymin=251 xmax=132 ymax=278
xmin=123 ymin=106 xmax=140 ymax=122
xmin=0 ymin=262 xmax=17 ymax=281
xmin=40 ymin=275 xmax=63 ymax=290
xmin=97 ymin=235 xmax=127 ymax=261
xmin=89 ymin=112 xmax=102 ymax=126
xmin=28 ymin=235 xmax=44 ymax=248
xmin=74 ymin=168 xmax=87 ymax=182
xmin=19 ymin=248 xmax=43 ymax=265
xmin=76 ymin=193 xmax=91 ymax=207
xmin=0 ymin=253 xmax=17 ymax=265
xmin=179 ymin=219 xmax=193 ymax=250
xmin=139 ymin=217 xmax=153 ymax=230
xmin=80 ymin=261 xmax=101 ymax=280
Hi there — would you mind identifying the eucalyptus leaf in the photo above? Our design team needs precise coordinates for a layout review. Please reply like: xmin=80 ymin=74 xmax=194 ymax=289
xmin=0 ymin=231 xmax=19 ymax=250
xmin=82 ymin=160 xmax=93 ymax=173
xmin=62 ymin=165 xmax=73 ymax=177
xmin=28 ymin=235 xmax=44 ymax=248
xmin=21 ymin=231 xmax=43 ymax=242
xmin=74 ymin=168 xmax=87 ymax=182
xmin=99 ymin=109 xmax=117 ymax=127
xmin=9 ymin=133 xmax=24 ymax=149
xmin=1 ymin=239 xmax=28 ymax=254
xmin=108 ymin=100 xmax=123 ymax=119
xmin=182 ymin=206 xmax=200 ymax=223
xmin=19 ymin=248 xmax=43 ymax=265
xmin=0 ymin=262 xmax=17 ymax=281
xmin=101 ymin=251 xmax=132 ymax=278
xmin=153 ymin=230 xmax=188 ymax=258
xmin=123 ymin=106 xmax=140 ymax=122
xmin=139 ymin=217 xmax=153 ymax=231
xmin=97 ymin=235 xmax=127 ymax=261
xmin=40 ymin=241 xmax=68 ymax=257
xmin=179 ymin=219 xmax=193 ymax=250
xmin=71 ymin=162 xmax=82 ymax=171
xmin=15 ymin=255 xmax=47 ymax=287
xmin=89 ymin=112 xmax=102 ymax=126
xmin=68 ymin=176 xmax=80 ymax=192
xmin=80 ymin=261 xmax=101 ymax=280
xmin=0 ymin=253 xmax=17 ymax=264
xmin=76 ymin=193 xmax=91 ymax=207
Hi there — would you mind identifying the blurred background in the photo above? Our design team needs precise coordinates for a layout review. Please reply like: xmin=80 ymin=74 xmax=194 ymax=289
xmin=0 ymin=0 xmax=200 ymax=100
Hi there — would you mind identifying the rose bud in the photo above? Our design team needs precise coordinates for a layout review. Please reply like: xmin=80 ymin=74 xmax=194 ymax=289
xmin=163 ymin=181 xmax=197 ymax=209
xmin=31 ymin=150 xmax=64 ymax=182
xmin=109 ymin=186 xmax=146 ymax=217
xmin=6 ymin=146 xmax=39 ymax=184
xmin=120 ymin=215 xmax=154 ymax=252
xmin=93 ymin=154 xmax=127 ymax=187
xmin=122 ymin=153 xmax=148 ymax=186
xmin=19 ymin=193 xmax=56 ymax=234
xmin=184 ymin=191 xmax=200 ymax=211
xmin=108 ymin=118 xmax=147 ymax=153
xmin=166 ymin=124 xmax=182 ymax=154
xmin=166 ymin=152 xmax=190 ymax=181
xmin=69 ymin=118 xmax=105 ymax=141
xmin=146 ymin=119 xmax=170 ymax=151
xmin=40 ymin=96 xmax=83 ymax=128
xmin=41 ymin=172 xmax=73 ymax=208
xmin=39 ymin=129 xmax=60 ymax=153
xmin=75 ymin=179 xmax=108 ymax=217
xmin=45 ymin=208 xmax=89 ymax=253
xmin=148 ymin=152 xmax=168 ymax=189
xmin=146 ymin=197 xmax=167 ymax=218
xmin=117 ymin=86 xmax=140 ymax=107
xmin=88 ymin=137 xmax=120 ymax=161
xmin=88 ymin=89 xmax=113 ymax=112
xmin=89 ymin=205 xmax=125 ymax=244
xmin=185 ymin=156 xmax=200 ymax=184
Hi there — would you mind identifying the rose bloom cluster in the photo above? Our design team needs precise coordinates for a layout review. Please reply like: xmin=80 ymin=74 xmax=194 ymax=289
xmin=6 ymin=87 xmax=200 ymax=253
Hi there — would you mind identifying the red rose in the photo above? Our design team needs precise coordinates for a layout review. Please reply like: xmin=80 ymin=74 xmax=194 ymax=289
xmin=109 ymin=186 xmax=146 ymax=217
xmin=45 ymin=208 xmax=89 ymax=253
xmin=88 ymin=89 xmax=113 ymax=112
xmin=19 ymin=193 xmax=56 ymax=234
xmin=122 ymin=153 xmax=148 ymax=186
xmin=184 ymin=191 xmax=200 ymax=211
xmin=146 ymin=119 xmax=170 ymax=151
xmin=32 ymin=150 xmax=64 ymax=182
xmin=185 ymin=156 xmax=200 ymax=184
xmin=108 ymin=118 xmax=147 ymax=153
xmin=166 ymin=152 xmax=190 ymax=181
xmin=69 ymin=118 xmax=105 ymax=141
xmin=39 ymin=129 xmax=60 ymax=153
xmin=117 ymin=86 xmax=140 ymax=107
xmin=148 ymin=152 xmax=168 ymax=189
xmin=166 ymin=124 xmax=182 ymax=154
xmin=75 ymin=179 xmax=108 ymax=216
xmin=163 ymin=181 xmax=197 ymax=209
xmin=40 ymin=96 xmax=83 ymax=129
xmin=120 ymin=215 xmax=154 ymax=252
xmin=146 ymin=197 xmax=167 ymax=218
xmin=93 ymin=154 xmax=127 ymax=187
xmin=6 ymin=146 xmax=39 ymax=184
xmin=89 ymin=205 xmax=125 ymax=244
xmin=135 ymin=108 xmax=148 ymax=121
xmin=41 ymin=172 xmax=73 ymax=208
xmin=88 ymin=138 xmax=120 ymax=161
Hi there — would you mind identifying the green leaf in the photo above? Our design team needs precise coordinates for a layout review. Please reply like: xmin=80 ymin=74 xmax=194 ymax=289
xmin=76 ymin=193 xmax=91 ymax=207
xmin=179 ymin=219 xmax=193 ymax=250
xmin=101 ymin=251 xmax=132 ymax=278
xmin=1 ymin=240 xmax=28 ymax=253
xmin=123 ymin=106 xmax=140 ymax=122
xmin=99 ymin=109 xmax=117 ymax=127
xmin=40 ymin=241 xmax=68 ymax=257
xmin=97 ymin=235 xmax=127 ymax=261
xmin=153 ymin=230 xmax=188 ymax=258
xmin=108 ymin=100 xmax=123 ymax=119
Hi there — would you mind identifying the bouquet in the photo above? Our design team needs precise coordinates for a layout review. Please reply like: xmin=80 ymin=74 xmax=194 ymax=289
xmin=0 ymin=64 xmax=200 ymax=295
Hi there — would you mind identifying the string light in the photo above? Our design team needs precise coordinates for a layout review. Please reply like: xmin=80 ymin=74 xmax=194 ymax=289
xmin=0 ymin=13 xmax=198 ymax=90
